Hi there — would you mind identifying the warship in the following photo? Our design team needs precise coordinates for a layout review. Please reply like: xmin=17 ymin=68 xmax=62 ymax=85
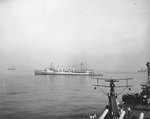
xmin=35 ymin=63 xmax=103 ymax=76
xmin=137 ymin=68 xmax=147 ymax=72
xmin=88 ymin=62 xmax=150 ymax=119
xmin=7 ymin=67 xmax=16 ymax=70
xmin=122 ymin=62 xmax=150 ymax=117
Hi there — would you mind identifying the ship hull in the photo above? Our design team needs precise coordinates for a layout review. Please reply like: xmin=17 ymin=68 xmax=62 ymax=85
xmin=35 ymin=70 xmax=102 ymax=76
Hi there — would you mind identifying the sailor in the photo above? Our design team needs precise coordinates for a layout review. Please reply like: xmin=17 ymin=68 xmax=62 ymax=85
xmin=89 ymin=113 xmax=96 ymax=119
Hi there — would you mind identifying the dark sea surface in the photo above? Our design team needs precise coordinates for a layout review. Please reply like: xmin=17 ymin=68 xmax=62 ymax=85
xmin=0 ymin=71 xmax=149 ymax=119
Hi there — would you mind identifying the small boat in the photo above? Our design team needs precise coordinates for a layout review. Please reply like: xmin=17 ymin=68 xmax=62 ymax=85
xmin=35 ymin=63 xmax=103 ymax=76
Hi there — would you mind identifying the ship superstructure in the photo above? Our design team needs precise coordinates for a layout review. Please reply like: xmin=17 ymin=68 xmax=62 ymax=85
xmin=122 ymin=62 xmax=150 ymax=111
xmin=88 ymin=62 xmax=150 ymax=119
xmin=35 ymin=63 xmax=102 ymax=76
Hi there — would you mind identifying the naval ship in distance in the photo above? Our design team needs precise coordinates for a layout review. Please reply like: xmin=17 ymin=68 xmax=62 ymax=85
xmin=35 ymin=63 xmax=103 ymax=76
xmin=137 ymin=67 xmax=147 ymax=72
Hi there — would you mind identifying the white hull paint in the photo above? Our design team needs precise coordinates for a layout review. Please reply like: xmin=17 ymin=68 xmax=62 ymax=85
xmin=35 ymin=70 xmax=102 ymax=76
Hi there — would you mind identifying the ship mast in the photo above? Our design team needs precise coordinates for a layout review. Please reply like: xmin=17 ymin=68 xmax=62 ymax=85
xmin=146 ymin=62 xmax=150 ymax=83
xmin=81 ymin=62 xmax=83 ymax=72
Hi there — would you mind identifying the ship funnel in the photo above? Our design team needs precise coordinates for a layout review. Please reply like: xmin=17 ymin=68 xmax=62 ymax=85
xmin=57 ymin=66 xmax=60 ymax=72
xmin=61 ymin=66 xmax=64 ymax=72
xmin=69 ymin=66 xmax=71 ymax=72
xmin=73 ymin=67 xmax=75 ymax=72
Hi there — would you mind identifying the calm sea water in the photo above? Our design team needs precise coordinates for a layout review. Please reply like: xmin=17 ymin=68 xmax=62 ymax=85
xmin=0 ymin=71 xmax=148 ymax=119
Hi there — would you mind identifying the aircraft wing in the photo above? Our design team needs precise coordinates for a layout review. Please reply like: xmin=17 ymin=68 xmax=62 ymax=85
xmin=99 ymin=85 xmax=110 ymax=87
xmin=115 ymin=85 xmax=133 ymax=88
xmin=92 ymin=77 xmax=133 ymax=81
xmin=92 ymin=84 xmax=110 ymax=87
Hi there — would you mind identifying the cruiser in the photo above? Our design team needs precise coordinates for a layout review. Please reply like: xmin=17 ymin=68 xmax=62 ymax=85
xmin=35 ymin=63 xmax=103 ymax=76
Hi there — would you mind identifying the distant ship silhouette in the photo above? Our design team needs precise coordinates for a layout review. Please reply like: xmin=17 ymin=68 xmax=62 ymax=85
xmin=7 ymin=68 xmax=16 ymax=70
xmin=137 ymin=67 xmax=147 ymax=72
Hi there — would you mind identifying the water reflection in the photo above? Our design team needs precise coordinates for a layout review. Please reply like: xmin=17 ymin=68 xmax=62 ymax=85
xmin=0 ymin=73 xmax=147 ymax=119
xmin=33 ymin=75 xmax=102 ymax=119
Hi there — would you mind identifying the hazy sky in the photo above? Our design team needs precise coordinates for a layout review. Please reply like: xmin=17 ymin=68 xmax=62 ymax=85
xmin=0 ymin=0 xmax=150 ymax=72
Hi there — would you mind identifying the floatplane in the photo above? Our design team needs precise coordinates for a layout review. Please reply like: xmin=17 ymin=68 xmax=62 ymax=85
xmin=88 ymin=77 xmax=133 ymax=119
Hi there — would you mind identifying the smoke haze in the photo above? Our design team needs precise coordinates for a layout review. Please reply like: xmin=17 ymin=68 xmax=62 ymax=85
xmin=0 ymin=0 xmax=150 ymax=73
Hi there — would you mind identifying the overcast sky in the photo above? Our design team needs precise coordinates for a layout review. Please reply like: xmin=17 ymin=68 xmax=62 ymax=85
xmin=0 ymin=0 xmax=150 ymax=72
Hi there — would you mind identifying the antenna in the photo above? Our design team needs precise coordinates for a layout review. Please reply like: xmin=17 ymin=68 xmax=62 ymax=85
xmin=81 ymin=62 xmax=83 ymax=71
xmin=50 ymin=62 xmax=53 ymax=67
